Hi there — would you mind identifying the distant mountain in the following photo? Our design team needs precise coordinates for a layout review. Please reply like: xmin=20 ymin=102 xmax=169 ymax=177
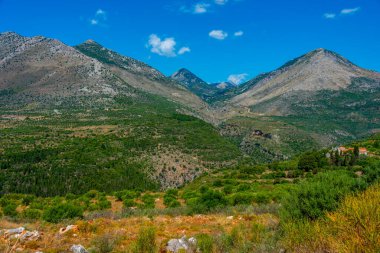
xmin=74 ymin=41 xmax=208 ymax=114
xmin=170 ymin=68 xmax=236 ymax=102
xmin=218 ymin=49 xmax=380 ymax=161
xmin=0 ymin=32 xmax=208 ymax=116
xmin=171 ymin=68 xmax=207 ymax=88
xmin=170 ymin=68 xmax=218 ymax=101
xmin=227 ymin=48 xmax=380 ymax=115
xmin=0 ymin=32 xmax=130 ymax=107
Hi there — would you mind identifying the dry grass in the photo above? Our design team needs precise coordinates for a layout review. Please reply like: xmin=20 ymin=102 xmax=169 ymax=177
xmin=0 ymin=213 xmax=277 ymax=252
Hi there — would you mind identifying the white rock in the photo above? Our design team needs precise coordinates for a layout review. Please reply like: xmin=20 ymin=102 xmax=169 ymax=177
xmin=167 ymin=236 xmax=197 ymax=253
xmin=70 ymin=245 xmax=88 ymax=253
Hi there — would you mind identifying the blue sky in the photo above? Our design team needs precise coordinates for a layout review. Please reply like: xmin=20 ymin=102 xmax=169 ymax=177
xmin=1 ymin=0 xmax=379 ymax=84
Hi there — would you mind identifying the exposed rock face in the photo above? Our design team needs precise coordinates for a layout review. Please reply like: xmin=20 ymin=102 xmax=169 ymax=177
xmin=171 ymin=68 xmax=208 ymax=88
xmin=166 ymin=236 xmax=197 ymax=253
xmin=70 ymin=245 xmax=88 ymax=253
xmin=75 ymin=42 xmax=209 ymax=115
xmin=0 ymin=32 xmax=128 ymax=107
xmin=0 ymin=32 xmax=209 ymax=118
xmin=76 ymin=39 xmax=165 ymax=79
xmin=1 ymin=227 xmax=40 ymax=242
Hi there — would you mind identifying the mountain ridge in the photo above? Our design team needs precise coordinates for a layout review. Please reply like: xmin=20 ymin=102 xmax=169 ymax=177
xmin=170 ymin=68 xmax=238 ymax=102
xmin=0 ymin=32 xmax=210 ymax=120
xmin=223 ymin=48 xmax=380 ymax=111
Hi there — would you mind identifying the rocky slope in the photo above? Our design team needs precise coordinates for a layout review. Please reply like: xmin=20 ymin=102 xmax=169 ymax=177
xmin=227 ymin=49 xmax=380 ymax=115
xmin=0 ymin=32 xmax=130 ymax=107
xmin=75 ymin=41 xmax=209 ymax=116
xmin=0 ymin=32 xmax=209 ymax=118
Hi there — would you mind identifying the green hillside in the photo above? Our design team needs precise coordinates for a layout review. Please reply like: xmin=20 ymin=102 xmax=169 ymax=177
xmin=0 ymin=94 xmax=242 ymax=196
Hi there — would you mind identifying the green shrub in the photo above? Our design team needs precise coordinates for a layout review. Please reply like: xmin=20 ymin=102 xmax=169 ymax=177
xmin=281 ymin=170 xmax=365 ymax=221
xmin=236 ymin=184 xmax=251 ymax=192
xmin=182 ymin=190 xmax=199 ymax=201
xmin=229 ymin=193 xmax=255 ymax=205
xmin=85 ymin=190 xmax=99 ymax=199
xmin=298 ymin=151 xmax=328 ymax=172
xmin=223 ymin=185 xmax=233 ymax=195
xmin=252 ymin=193 xmax=271 ymax=204
xmin=29 ymin=199 xmax=46 ymax=210
xmin=286 ymin=170 xmax=303 ymax=178
xmin=98 ymin=196 xmax=112 ymax=210
xmin=22 ymin=195 xmax=35 ymax=206
xmin=196 ymin=234 xmax=213 ymax=253
xmin=22 ymin=208 xmax=42 ymax=220
xmin=163 ymin=189 xmax=180 ymax=208
xmin=165 ymin=189 xmax=178 ymax=196
xmin=131 ymin=227 xmax=156 ymax=253
xmin=93 ymin=233 xmax=119 ymax=253
xmin=190 ymin=189 xmax=227 ymax=213
xmin=214 ymin=233 xmax=233 ymax=253
xmin=140 ymin=194 xmax=155 ymax=209
xmin=3 ymin=203 xmax=18 ymax=217
xmin=123 ymin=199 xmax=136 ymax=208
xmin=213 ymin=179 xmax=223 ymax=187
xmin=65 ymin=193 xmax=77 ymax=200
xmin=163 ymin=196 xmax=180 ymax=208
xmin=43 ymin=203 xmax=83 ymax=223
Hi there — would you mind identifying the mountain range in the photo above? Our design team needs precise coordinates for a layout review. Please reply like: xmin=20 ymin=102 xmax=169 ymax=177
xmin=1 ymin=31 xmax=379 ymax=189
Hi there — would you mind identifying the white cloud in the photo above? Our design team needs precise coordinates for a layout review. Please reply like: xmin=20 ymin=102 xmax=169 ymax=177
xmin=215 ymin=0 xmax=228 ymax=5
xmin=89 ymin=9 xmax=107 ymax=26
xmin=234 ymin=31 xmax=244 ymax=37
xmin=90 ymin=19 xmax=99 ymax=25
xmin=209 ymin=30 xmax=228 ymax=40
xmin=341 ymin=7 xmax=360 ymax=15
xmin=148 ymin=35 xmax=190 ymax=57
xmin=228 ymin=73 xmax=248 ymax=85
xmin=148 ymin=34 xmax=177 ymax=57
xmin=96 ymin=9 xmax=106 ymax=17
xmin=324 ymin=13 xmax=336 ymax=19
xmin=194 ymin=3 xmax=210 ymax=14
xmin=178 ymin=47 xmax=191 ymax=55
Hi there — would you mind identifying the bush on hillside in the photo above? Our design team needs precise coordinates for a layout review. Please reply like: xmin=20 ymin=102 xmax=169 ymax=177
xmin=196 ymin=234 xmax=214 ymax=253
xmin=298 ymin=151 xmax=328 ymax=171
xmin=3 ymin=203 xmax=18 ymax=217
xmin=163 ymin=190 xmax=180 ymax=208
xmin=280 ymin=170 xmax=365 ymax=221
xmin=43 ymin=203 xmax=83 ymax=223
xmin=22 ymin=208 xmax=42 ymax=220
xmin=190 ymin=189 xmax=227 ymax=213
xmin=131 ymin=227 xmax=156 ymax=253
xmin=229 ymin=192 xmax=255 ymax=206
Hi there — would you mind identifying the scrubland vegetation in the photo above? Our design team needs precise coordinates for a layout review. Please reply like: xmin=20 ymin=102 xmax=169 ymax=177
xmin=1 ymin=127 xmax=379 ymax=251
xmin=0 ymin=104 xmax=241 ymax=196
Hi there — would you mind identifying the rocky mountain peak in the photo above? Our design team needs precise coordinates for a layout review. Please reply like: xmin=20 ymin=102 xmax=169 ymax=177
xmin=81 ymin=39 xmax=103 ymax=48
xmin=171 ymin=68 xmax=207 ymax=87
xmin=0 ymin=31 xmax=21 ymax=37
xmin=229 ymin=48 xmax=380 ymax=109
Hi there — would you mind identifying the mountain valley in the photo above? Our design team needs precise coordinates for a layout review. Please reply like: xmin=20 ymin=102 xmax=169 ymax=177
xmin=1 ymin=31 xmax=379 ymax=186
